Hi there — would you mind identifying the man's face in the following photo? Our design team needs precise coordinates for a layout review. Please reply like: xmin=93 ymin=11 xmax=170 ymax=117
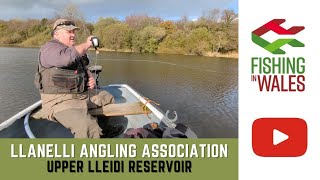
xmin=55 ymin=29 xmax=76 ymax=46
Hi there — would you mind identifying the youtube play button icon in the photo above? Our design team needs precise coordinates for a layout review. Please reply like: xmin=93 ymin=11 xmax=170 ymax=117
xmin=252 ymin=118 xmax=308 ymax=157
xmin=273 ymin=129 xmax=289 ymax=145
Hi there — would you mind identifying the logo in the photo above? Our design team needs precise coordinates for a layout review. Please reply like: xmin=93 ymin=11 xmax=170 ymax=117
xmin=252 ymin=118 xmax=307 ymax=157
xmin=250 ymin=19 xmax=306 ymax=92
xmin=252 ymin=19 xmax=305 ymax=54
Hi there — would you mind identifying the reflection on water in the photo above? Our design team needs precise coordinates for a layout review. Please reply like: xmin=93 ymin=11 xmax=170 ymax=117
xmin=0 ymin=47 xmax=238 ymax=138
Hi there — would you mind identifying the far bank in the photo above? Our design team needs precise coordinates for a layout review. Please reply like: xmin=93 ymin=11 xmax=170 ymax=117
xmin=0 ymin=44 xmax=238 ymax=59
xmin=93 ymin=47 xmax=238 ymax=59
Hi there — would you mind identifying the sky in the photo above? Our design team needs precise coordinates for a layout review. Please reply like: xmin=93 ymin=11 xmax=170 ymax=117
xmin=0 ymin=0 xmax=238 ymax=22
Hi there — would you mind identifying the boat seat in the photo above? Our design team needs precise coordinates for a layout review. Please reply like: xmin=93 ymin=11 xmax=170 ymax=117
xmin=31 ymin=102 xmax=151 ymax=118
xmin=89 ymin=102 xmax=151 ymax=116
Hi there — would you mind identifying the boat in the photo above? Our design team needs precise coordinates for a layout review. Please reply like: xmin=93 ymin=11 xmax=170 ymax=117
xmin=0 ymin=82 xmax=178 ymax=138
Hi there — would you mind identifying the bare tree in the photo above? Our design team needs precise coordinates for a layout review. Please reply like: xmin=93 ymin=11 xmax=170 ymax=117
xmin=221 ymin=9 xmax=238 ymax=28
xmin=125 ymin=14 xmax=162 ymax=30
xmin=58 ymin=3 xmax=90 ymax=43
xmin=60 ymin=4 xmax=85 ymax=22
xmin=203 ymin=9 xmax=221 ymax=23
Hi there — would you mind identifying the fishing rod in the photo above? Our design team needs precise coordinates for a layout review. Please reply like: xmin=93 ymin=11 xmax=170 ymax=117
xmin=72 ymin=16 xmax=101 ymax=88
xmin=89 ymin=36 xmax=102 ymax=89
xmin=71 ymin=16 xmax=102 ymax=92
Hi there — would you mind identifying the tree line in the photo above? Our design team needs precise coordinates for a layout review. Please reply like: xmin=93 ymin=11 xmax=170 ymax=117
xmin=0 ymin=7 xmax=238 ymax=57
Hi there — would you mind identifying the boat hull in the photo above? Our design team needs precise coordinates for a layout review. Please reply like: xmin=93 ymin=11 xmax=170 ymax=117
xmin=0 ymin=84 xmax=175 ymax=138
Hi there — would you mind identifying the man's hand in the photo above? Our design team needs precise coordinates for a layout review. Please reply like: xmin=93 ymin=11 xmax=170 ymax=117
xmin=85 ymin=36 xmax=94 ymax=48
xmin=87 ymin=70 xmax=96 ymax=89
xmin=87 ymin=77 xmax=96 ymax=89
xmin=75 ymin=35 xmax=93 ymax=55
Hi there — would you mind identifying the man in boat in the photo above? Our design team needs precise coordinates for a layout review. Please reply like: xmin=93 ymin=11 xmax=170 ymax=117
xmin=34 ymin=19 xmax=123 ymax=138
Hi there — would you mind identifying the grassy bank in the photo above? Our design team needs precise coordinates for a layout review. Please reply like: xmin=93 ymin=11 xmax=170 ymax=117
xmin=205 ymin=51 xmax=238 ymax=59
xmin=1 ymin=8 xmax=238 ymax=59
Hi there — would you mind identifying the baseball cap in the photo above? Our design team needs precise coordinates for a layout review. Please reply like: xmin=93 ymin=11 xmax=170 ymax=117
xmin=52 ymin=19 xmax=79 ymax=31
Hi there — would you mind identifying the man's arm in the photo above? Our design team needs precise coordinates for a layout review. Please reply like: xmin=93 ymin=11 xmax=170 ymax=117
xmin=40 ymin=42 xmax=81 ymax=68
xmin=75 ymin=36 xmax=93 ymax=55
xmin=40 ymin=36 xmax=93 ymax=68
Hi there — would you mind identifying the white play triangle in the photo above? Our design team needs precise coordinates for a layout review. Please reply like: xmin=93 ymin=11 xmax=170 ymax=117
xmin=273 ymin=129 xmax=289 ymax=145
